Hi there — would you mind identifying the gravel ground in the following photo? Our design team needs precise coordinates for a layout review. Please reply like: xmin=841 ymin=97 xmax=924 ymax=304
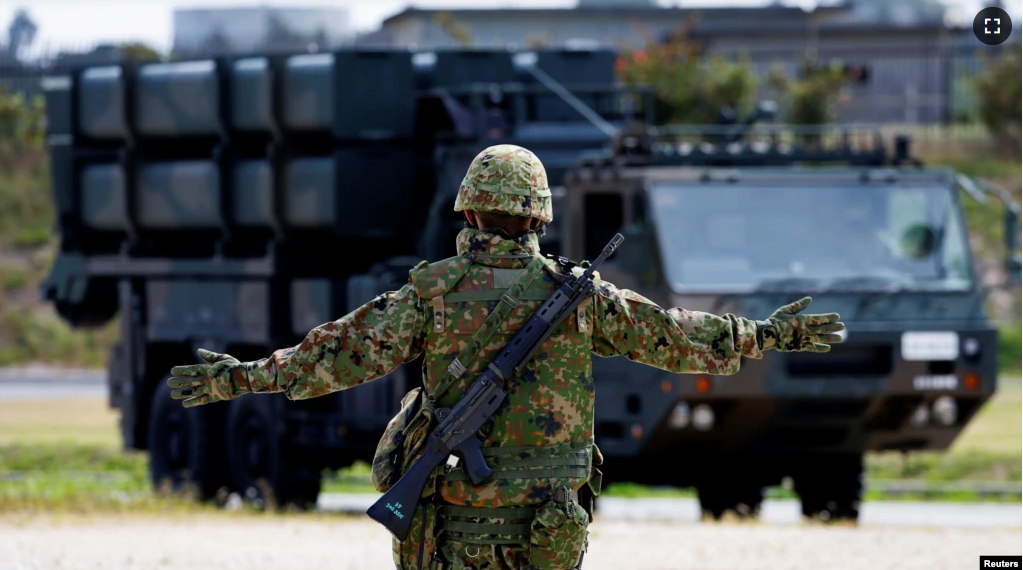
xmin=1 ymin=513 xmax=1019 ymax=570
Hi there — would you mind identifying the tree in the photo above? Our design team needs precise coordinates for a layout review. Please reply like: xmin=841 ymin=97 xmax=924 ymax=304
xmin=767 ymin=55 xmax=850 ymax=126
xmin=0 ymin=83 xmax=45 ymax=166
xmin=972 ymin=41 xmax=1021 ymax=155
xmin=615 ymin=17 xmax=758 ymax=125
xmin=118 ymin=41 xmax=162 ymax=62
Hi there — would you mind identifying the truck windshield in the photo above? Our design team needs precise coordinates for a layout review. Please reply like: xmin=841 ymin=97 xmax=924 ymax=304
xmin=648 ymin=183 xmax=973 ymax=293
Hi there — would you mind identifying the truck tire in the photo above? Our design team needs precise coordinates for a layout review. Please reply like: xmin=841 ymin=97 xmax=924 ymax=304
xmin=794 ymin=454 xmax=863 ymax=522
xmin=225 ymin=396 xmax=321 ymax=510
xmin=697 ymin=480 xmax=764 ymax=520
xmin=696 ymin=460 xmax=765 ymax=520
xmin=147 ymin=377 xmax=228 ymax=500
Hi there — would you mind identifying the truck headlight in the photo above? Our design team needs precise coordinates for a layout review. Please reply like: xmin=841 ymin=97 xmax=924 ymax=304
xmin=692 ymin=404 xmax=715 ymax=431
xmin=962 ymin=337 xmax=980 ymax=356
xmin=909 ymin=403 xmax=929 ymax=427
xmin=962 ymin=337 xmax=981 ymax=362
xmin=668 ymin=402 xmax=690 ymax=429
xmin=932 ymin=396 xmax=957 ymax=426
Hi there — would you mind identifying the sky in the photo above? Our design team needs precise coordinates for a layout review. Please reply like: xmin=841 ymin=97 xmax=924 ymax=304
xmin=0 ymin=0 xmax=1016 ymax=54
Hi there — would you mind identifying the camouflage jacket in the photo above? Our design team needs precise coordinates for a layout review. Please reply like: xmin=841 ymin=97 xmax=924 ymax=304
xmin=244 ymin=227 xmax=763 ymax=507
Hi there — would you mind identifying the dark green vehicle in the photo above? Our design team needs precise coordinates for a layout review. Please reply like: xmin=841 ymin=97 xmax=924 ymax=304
xmin=559 ymin=124 xmax=1019 ymax=520
xmin=38 ymin=48 xmax=1017 ymax=520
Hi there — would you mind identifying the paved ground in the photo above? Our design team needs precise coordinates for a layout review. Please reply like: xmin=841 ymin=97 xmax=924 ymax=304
xmin=0 ymin=513 xmax=1018 ymax=570
xmin=0 ymin=367 xmax=105 ymax=401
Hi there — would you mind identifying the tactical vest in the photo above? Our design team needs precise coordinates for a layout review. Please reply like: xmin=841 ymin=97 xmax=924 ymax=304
xmin=416 ymin=252 xmax=600 ymax=505
xmin=374 ymin=251 xmax=604 ymax=569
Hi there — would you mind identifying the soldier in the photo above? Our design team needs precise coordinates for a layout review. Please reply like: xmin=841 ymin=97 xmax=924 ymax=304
xmin=168 ymin=144 xmax=844 ymax=570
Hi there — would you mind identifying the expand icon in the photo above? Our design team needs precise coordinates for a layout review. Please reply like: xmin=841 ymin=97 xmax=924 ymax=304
xmin=974 ymin=7 xmax=1013 ymax=45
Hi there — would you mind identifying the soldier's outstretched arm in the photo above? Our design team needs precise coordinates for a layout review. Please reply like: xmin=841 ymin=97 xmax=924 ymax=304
xmin=590 ymin=281 xmax=760 ymax=375
xmin=590 ymin=282 xmax=842 ymax=376
xmin=166 ymin=283 xmax=428 ymax=407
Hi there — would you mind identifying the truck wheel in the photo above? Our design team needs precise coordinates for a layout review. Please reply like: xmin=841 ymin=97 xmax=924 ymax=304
xmin=226 ymin=396 xmax=321 ymax=510
xmin=795 ymin=454 xmax=863 ymax=523
xmin=697 ymin=480 xmax=764 ymax=521
xmin=147 ymin=377 xmax=228 ymax=500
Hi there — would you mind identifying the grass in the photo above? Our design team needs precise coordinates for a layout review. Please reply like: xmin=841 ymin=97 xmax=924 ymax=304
xmin=997 ymin=325 xmax=1022 ymax=376
xmin=952 ymin=376 xmax=1021 ymax=456
xmin=0 ymin=398 xmax=121 ymax=448
xmin=0 ymin=157 xmax=53 ymax=250
xmin=0 ymin=154 xmax=120 ymax=368
xmin=0 ymin=306 xmax=119 ymax=367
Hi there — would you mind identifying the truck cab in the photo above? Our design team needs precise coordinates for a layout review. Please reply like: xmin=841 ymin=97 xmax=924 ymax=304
xmin=558 ymin=125 xmax=1012 ymax=520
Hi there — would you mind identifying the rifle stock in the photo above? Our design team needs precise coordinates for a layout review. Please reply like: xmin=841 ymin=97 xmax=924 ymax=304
xmin=366 ymin=439 xmax=447 ymax=542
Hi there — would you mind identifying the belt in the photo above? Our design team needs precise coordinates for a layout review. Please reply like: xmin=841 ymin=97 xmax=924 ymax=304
xmin=438 ymin=504 xmax=535 ymax=545
xmin=438 ymin=440 xmax=592 ymax=484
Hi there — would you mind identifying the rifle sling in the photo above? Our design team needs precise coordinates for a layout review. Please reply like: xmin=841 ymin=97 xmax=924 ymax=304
xmin=429 ymin=255 xmax=548 ymax=402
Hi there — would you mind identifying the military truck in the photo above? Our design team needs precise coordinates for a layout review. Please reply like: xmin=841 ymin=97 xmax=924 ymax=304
xmin=39 ymin=47 xmax=1017 ymax=520
xmin=37 ymin=47 xmax=632 ymax=508
xmin=562 ymin=123 xmax=1020 ymax=520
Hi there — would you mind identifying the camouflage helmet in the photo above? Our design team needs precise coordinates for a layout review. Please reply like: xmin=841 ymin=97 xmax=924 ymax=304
xmin=454 ymin=144 xmax=553 ymax=223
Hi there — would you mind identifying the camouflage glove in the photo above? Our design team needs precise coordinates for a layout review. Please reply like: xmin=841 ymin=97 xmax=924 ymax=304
xmin=755 ymin=297 xmax=844 ymax=353
xmin=167 ymin=349 xmax=252 ymax=408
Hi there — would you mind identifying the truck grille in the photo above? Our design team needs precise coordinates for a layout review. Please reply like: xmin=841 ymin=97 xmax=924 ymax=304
xmin=785 ymin=344 xmax=892 ymax=377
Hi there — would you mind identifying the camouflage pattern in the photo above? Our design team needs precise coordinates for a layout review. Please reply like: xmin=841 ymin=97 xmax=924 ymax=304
xmin=371 ymin=385 xmax=426 ymax=492
xmin=167 ymin=349 xmax=251 ymax=407
xmin=393 ymin=502 xmax=440 ymax=570
xmin=754 ymin=296 xmax=844 ymax=353
xmin=454 ymin=145 xmax=554 ymax=223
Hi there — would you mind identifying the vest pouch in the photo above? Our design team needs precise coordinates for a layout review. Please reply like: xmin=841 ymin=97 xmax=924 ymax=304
xmin=528 ymin=486 xmax=589 ymax=569
xmin=578 ymin=443 xmax=603 ymax=519
xmin=372 ymin=386 xmax=425 ymax=493
xmin=398 ymin=396 xmax=440 ymax=500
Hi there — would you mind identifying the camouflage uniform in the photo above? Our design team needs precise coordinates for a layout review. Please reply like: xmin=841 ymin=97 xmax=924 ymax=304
xmin=170 ymin=145 xmax=843 ymax=570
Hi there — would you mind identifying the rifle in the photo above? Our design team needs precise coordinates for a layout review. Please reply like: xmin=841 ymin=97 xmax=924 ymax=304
xmin=366 ymin=233 xmax=625 ymax=542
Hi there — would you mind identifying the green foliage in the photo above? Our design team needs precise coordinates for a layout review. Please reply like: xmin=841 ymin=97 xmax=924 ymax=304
xmin=0 ymin=444 xmax=146 ymax=474
xmin=0 ymin=161 xmax=52 ymax=249
xmin=998 ymin=324 xmax=1021 ymax=375
xmin=0 ymin=84 xmax=45 ymax=164
xmin=0 ymin=307 xmax=118 ymax=367
xmin=972 ymin=42 xmax=1022 ymax=155
xmin=867 ymin=450 xmax=1021 ymax=482
xmin=118 ymin=41 xmax=162 ymax=62
xmin=0 ymin=84 xmax=52 ymax=250
xmin=615 ymin=19 xmax=759 ymax=125
xmin=768 ymin=55 xmax=850 ymax=125
xmin=1 ymin=266 xmax=29 ymax=291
